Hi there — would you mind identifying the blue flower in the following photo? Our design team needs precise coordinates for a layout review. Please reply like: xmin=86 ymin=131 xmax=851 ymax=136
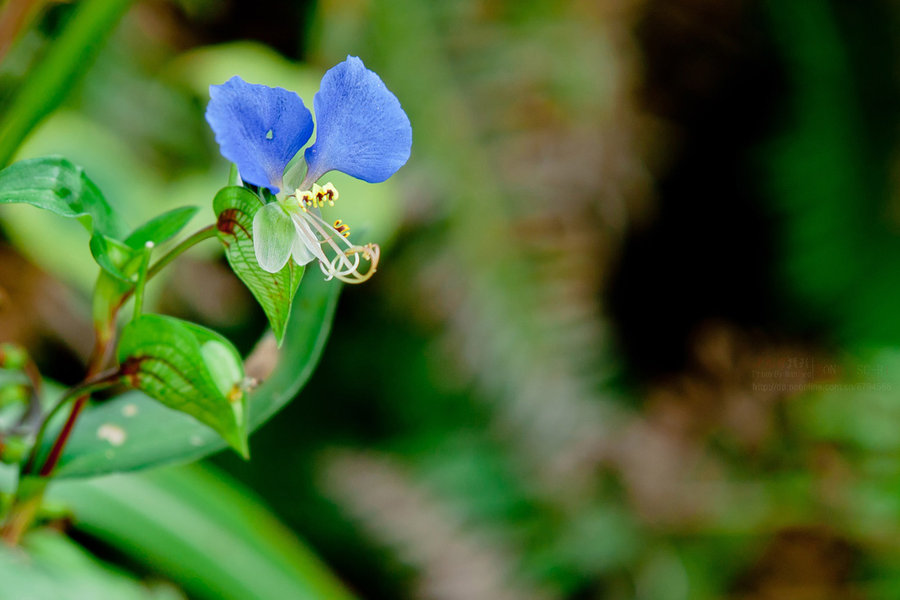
xmin=206 ymin=56 xmax=411 ymax=282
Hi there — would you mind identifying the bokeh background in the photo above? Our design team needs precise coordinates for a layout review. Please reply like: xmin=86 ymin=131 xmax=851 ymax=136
xmin=4 ymin=0 xmax=900 ymax=598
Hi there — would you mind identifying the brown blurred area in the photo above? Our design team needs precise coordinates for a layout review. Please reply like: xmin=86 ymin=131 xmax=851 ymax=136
xmin=0 ymin=244 xmax=92 ymax=379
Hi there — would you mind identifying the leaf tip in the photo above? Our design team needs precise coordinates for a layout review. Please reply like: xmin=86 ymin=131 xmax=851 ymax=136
xmin=233 ymin=436 xmax=250 ymax=460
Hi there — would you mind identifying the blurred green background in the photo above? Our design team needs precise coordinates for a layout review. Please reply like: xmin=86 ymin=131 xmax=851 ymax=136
xmin=4 ymin=0 xmax=900 ymax=598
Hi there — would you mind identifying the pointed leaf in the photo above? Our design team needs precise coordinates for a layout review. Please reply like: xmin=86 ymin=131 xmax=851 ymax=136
xmin=117 ymin=314 xmax=248 ymax=457
xmin=125 ymin=205 xmax=199 ymax=248
xmin=214 ymin=186 xmax=303 ymax=344
xmin=0 ymin=156 xmax=126 ymax=238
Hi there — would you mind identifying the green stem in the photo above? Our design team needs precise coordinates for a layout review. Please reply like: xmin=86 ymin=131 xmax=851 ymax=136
xmin=0 ymin=476 xmax=46 ymax=545
xmin=132 ymin=243 xmax=153 ymax=321
xmin=147 ymin=224 xmax=217 ymax=280
xmin=0 ymin=0 xmax=136 ymax=167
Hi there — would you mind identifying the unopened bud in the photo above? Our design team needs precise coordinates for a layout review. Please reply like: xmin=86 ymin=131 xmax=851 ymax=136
xmin=0 ymin=344 xmax=28 ymax=370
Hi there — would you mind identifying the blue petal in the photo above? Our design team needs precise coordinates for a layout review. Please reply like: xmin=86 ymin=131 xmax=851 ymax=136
xmin=304 ymin=56 xmax=412 ymax=185
xmin=206 ymin=76 xmax=313 ymax=194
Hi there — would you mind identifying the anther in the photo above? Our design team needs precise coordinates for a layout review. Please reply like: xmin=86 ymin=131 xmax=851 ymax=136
xmin=313 ymin=183 xmax=327 ymax=208
xmin=333 ymin=219 xmax=350 ymax=237
xmin=322 ymin=182 xmax=339 ymax=206
xmin=299 ymin=190 xmax=315 ymax=211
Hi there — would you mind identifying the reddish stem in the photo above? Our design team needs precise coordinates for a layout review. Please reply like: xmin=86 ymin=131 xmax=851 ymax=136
xmin=37 ymin=395 xmax=88 ymax=476
xmin=35 ymin=334 xmax=108 ymax=476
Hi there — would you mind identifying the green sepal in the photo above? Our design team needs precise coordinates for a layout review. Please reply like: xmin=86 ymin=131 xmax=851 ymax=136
xmin=0 ymin=156 xmax=126 ymax=238
xmin=214 ymin=186 xmax=303 ymax=345
xmin=117 ymin=314 xmax=248 ymax=458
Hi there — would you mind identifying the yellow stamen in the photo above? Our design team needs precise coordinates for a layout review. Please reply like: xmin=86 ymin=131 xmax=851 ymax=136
xmin=299 ymin=190 xmax=315 ymax=211
xmin=321 ymin=182 xmax=339 ymax=206
xmin=333 ymin=219 xmax=350 ymax=237
xmin=312 ymin=183 xmax=327 ymax=207
xmin=288 ymin=182 xmax=377 ymax=284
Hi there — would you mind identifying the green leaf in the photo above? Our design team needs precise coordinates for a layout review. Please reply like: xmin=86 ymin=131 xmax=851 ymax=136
xmin=89 ymin=234 xmax=143 ymax=284
xmin=0 ymin=156 xmax=126 ymax=238
xmin=117 ymin=315 xmax=248 ymax=458
xmin=49 ymin=274 xmax=339 ymax=478
xmin=49 ymin=464 xmax=356 ymax=600
xmin=125 ymin=206 xmax=199 ymax=248
xmin=0 ymin=530 xmax=179 ymax=600
xmin=214 ymin=186 xmax=303 ymax=345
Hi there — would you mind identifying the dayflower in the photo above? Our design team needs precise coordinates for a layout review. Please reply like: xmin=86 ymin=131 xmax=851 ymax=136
xmin=205 ymin=56 xmax=411 ymax=283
